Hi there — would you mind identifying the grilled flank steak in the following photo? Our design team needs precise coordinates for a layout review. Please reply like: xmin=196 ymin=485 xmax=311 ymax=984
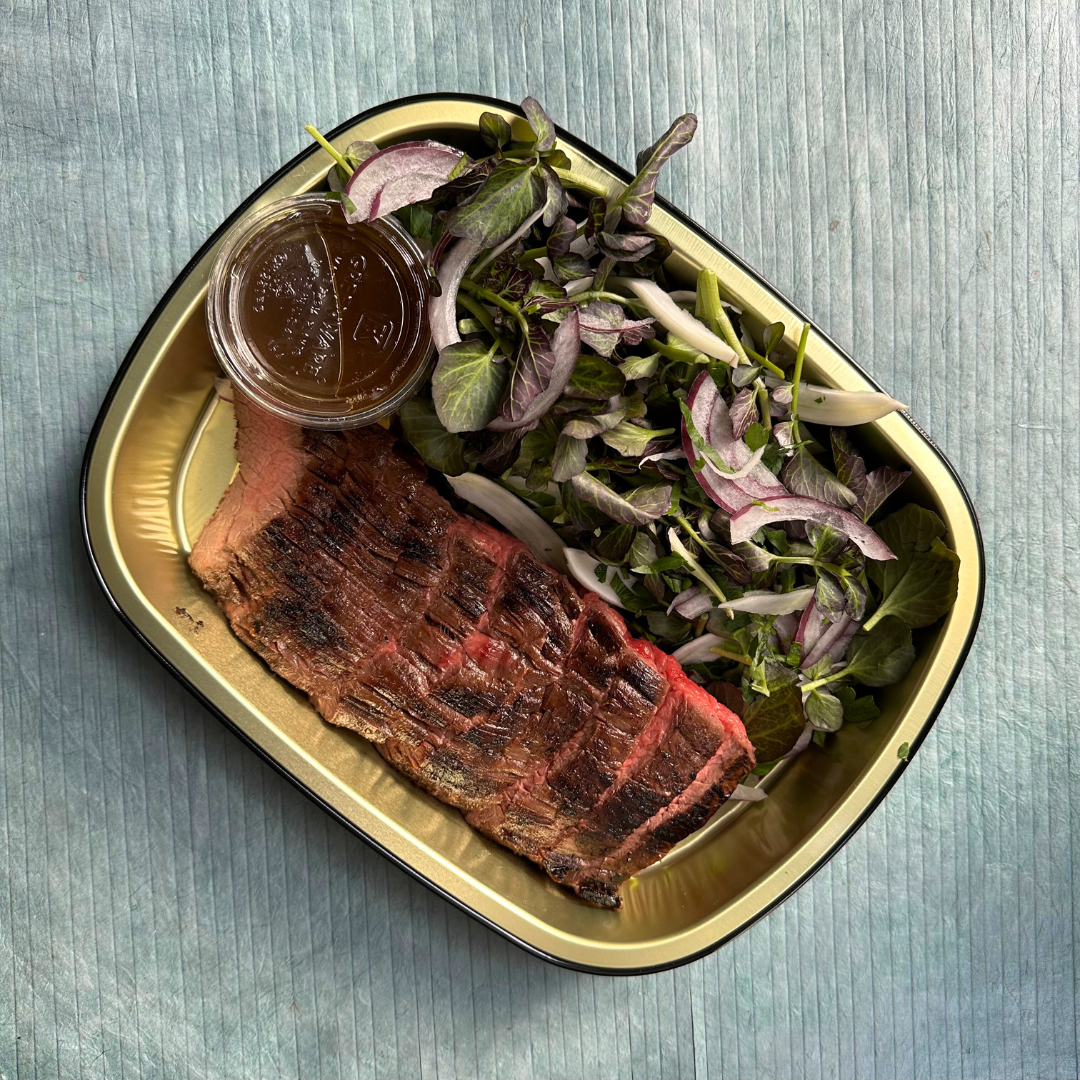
xmin=190 ymin=394 xmax=755 ymax=906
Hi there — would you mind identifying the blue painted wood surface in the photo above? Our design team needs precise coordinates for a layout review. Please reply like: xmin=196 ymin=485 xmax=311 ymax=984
xmin=1 ymin=1 xmax=1077 ymax=1075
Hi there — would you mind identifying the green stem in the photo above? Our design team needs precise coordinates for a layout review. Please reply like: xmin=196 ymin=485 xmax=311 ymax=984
xmin=652 ymin=339 xmax=708 ymax=363
xmin=755 ymin=378 xmax=773 ymax=434
xmin=712 ymin=289 xmax=756 ymax=369
xmin=552 ymin=167 xmax=608 ymax=198
xmin=742 ymin=345 xmax=786 ymax=379
xmin=458 ymin=278 xmax=529 ymax=335
xmin=455 ymin=293 xmax=512 ymax=356
xmin=800 ymin=668 xmax=848 ymax=694
xmin=790 ymin=321 xmax=811 ymax=424
xmin=304 ymin=124 xmax=351 ymax=174
xmin=710 ymin=647 xmax=754 ymax=666
xmin=571 ymin=289 xmax=636 ymax=307
xmin=695 ymin=269 xmax=724 ymax=336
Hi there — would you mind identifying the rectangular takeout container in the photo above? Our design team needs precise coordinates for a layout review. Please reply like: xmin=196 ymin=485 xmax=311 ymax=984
xmin=82 ymin=94 xmax=984 ymax=973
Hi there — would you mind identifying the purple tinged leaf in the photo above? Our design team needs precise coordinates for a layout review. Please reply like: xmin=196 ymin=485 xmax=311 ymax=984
xmin=592 ymin=255 xmax=617 ymax=292
xmin=620 ymin=114 xmax=699 ymax=227
xmin=551 ymin=433 xmax=588 ymax=482
xmin=539 ymin=163 xmax=568 ymax=226
xmin=814 ymin=573 xmax=847 ymax=622
xmin=489 ymin=310 xmax=581 ymax=430
xmin=522 ymin=279 xmax=571 ymax=315
xmin=780 ymin=446 xmax=857 ymax=508
xmin=854 ymin=466 xmax=912 ymax=521
xmin=569 ymin=473 xmax=672 ymax=525
xmin=586 ymin=197 xmax=606 ymax=239
xmin=444 ymin=160 xmax=545 ymax=247
xmin=733 ymin=540 xmax=773 ymax=574
xmin=577 ymin=300 xmax=657 ymax=358
xmin=522 ymin=96 xmax=556 ymax=151
xmin=479 ymin=111 xmax=513 ymax=150
xmin=546 ymin=214 xmax=577 ymax=257
xmin=772 ymin=421 xmax=796 ymax=449
xmin=343 ymin=140 xmax=462 ymax=222
xmin=562 ymin=407 xmax=627 ymax=439
xmin=551 ymin=253 xmax=592 ymax=284
xmin=729 ymin=388 xmax=758 ymax=440
xmin=478 ymin=424 xmax=535 ymax=469
xmin=600 ymin=421 xmax=675 ymax=458
xmin=597 ymin=231 xmax=657 ymax=260
xmin=830 ymin=428 xmax=867 ymax=494
xmin=620 ymin=233 xmax=673 ymax=277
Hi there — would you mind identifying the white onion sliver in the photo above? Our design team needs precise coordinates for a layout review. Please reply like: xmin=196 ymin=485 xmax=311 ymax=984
xmin=445 ymin=473 xmax=567 ymax=573
xmin=667 ymin=586 xmax=714 ymax=620
xmin=611 ymin=277 xmax=738 ymax=364
xmin=564 ymin=276 xmax=594 ymax=297
xmin=564 ymin=547 xmax=625 ymax=608
xmin=640 ymin=448 xmax=686 ymax=465
xmin=764 ymin=376 xmax=907 ymax=426
xmin=429 ymin=239 xmax=482 ymax=352
xmin=667 ymin=289 xmax=697 ymax=304
xmin=717 ymin=587 xmax=815 ymax=616
xmin=728 ymin=783 xmax=768 ymax=803
xmin=671 ymin=633 xmax=730 ymax=666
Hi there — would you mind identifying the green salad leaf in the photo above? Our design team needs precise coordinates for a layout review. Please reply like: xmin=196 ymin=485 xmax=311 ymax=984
xmin=865 ymin=505 xmax=960 ymax=630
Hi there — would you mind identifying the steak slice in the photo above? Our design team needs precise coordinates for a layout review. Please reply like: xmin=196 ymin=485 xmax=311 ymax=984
xmin=190 ymin=394 xmax=755 ymax=906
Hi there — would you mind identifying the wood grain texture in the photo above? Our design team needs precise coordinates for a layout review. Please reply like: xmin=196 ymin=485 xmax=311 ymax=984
xmin=1 ymin=0 xmax=1078 ymax=1075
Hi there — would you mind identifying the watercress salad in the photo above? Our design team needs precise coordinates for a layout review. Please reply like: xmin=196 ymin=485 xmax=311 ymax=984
xmin=307 ymin=97 xmax=960 ymax=777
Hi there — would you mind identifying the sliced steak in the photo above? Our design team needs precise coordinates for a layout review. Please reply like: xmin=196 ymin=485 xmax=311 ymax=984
xmin=190 ymin=394 xmax=755 ymax=906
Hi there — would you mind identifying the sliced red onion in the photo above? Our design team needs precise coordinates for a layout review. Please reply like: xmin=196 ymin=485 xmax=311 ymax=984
xmin=774 ymin=612 xmax=800 ymax=651
xmin=446 ymin=473 xmax=567 ymax=573
xmin=794 ymin=597 xmax=829 ymax=657
xmin=564 ymin=547 xmax=626 ymax=608
xmin=343 ymin=140 xmax=460 ymax=223
xmin=728 ymin=783 xmax=768 ymax=803
xmin=611 ymin=277 xmax=738 ymax=364
xmin=717 ymin=586 xmax=815 ymax=615
xmin=763 ymin=376 xmax=907 ymax=426
xmin=666 ymin=586 xmax=715 ymax=620
xmin=682 ymin=373 xmax=787 ymax=513
xmin=801 ymin=613 xmax=858 ymax=670
xmin=689 ymin=372 xmax=777 ymax=483
xmin=729 ymin=496 xmax=897 ymax=561
xmin=671 ymin=633 xmax=731 ymax=665
xmin=428 ymin=239 xmax=482 ymax=352
xmin=781 ymin=722 xmax=815 ymax=759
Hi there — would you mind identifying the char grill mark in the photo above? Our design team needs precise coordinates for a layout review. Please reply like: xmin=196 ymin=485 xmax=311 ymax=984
xmin=189 ymin=396 xmax=755 ymax=907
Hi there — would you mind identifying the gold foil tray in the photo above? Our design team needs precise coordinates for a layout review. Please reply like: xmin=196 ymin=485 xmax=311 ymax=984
xmin=81 ymin=94 xmax=983 ymax=973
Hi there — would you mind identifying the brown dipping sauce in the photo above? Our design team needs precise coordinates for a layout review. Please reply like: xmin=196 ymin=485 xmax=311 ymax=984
xmin=207 ymin=195 xmax=432 ymax=427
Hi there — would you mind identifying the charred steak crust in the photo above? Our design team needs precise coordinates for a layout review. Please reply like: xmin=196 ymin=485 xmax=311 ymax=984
xmin=190 ymin=396 xmax=755 ymax=907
